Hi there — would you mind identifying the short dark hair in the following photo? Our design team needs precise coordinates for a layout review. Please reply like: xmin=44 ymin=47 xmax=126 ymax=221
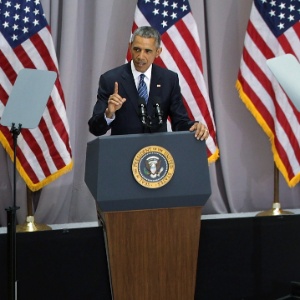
xmin=131 ymin=26 xmax=161 ymax=48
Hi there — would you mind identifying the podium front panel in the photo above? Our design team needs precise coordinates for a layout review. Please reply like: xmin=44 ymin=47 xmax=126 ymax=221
xmin=85 ymin=131 xmax=211 ymax=211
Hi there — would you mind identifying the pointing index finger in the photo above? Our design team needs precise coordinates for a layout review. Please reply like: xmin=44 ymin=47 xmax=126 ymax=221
xmin=114 ymin=82 xmax=118 ymax=95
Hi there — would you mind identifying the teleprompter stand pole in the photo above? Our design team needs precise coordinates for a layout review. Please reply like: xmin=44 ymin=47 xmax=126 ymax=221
xmin=6 ymin=123 xmax=22 ymax=300
xmin=1 ymin=69 xmax=58 ymax=300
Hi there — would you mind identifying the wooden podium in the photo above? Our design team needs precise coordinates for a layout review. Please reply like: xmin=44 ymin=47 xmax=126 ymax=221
xmin=85 ymin=132 xmax=211 ymax=300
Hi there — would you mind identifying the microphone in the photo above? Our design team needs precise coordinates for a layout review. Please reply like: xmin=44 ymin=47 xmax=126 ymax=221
xmin=153 ymin=96 xmax=163 ymax=125
xmin=138 ymin=97 xmax=148 ymax=126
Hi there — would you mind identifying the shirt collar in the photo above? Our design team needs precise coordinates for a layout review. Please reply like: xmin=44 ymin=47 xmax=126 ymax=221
xmin=131 ymin=60 xmax=152 ymax=81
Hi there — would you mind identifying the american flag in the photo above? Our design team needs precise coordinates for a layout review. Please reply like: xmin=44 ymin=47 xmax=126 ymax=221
xmin=127 ymin=0 xmax=219 ymax=162
xmin=0 ymin=0 xmax=73 ymax=191
xmin=236 ymin=0 xmax=300 ymax=187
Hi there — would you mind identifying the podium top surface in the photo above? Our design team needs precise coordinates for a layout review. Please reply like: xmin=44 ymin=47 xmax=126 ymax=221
xmin=85 ymin=131 xmax=211 ymax=211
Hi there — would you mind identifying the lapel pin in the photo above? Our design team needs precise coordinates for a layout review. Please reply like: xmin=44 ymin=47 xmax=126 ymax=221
xmin=157 ymin=84 xmax=161 ymax=87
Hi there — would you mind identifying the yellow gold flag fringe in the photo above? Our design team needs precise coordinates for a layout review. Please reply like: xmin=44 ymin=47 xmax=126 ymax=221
xmin=208 ymin=148 xmax=219 ymax=164
xmin=236 ymin=80 xmax=300 ymax=188
xmin=0 ymin=130 xmax=73 ymax=191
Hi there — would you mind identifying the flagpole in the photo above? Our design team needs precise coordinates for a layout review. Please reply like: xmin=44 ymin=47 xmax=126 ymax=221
xmin=16 ymin=187 xmax=52 ymax=232
xmin=256 ymin=162 xmax=293 ymax=216
xmin=203 ymin=0 xmax=214 ymax=111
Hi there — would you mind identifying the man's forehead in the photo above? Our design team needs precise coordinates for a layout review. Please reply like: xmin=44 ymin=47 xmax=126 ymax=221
xmin=132 ymin=36 xmax=157 ymax=48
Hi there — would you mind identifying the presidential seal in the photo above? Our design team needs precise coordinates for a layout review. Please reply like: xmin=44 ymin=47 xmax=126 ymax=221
xmin=132 ymin=145 xmax=175 ymax=189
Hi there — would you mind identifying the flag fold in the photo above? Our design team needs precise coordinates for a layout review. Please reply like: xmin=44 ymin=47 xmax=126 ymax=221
xmin=236 ymin=0 xmax=300 ymax=187
xmin=0 ymin=0 xmax=73 ymax=191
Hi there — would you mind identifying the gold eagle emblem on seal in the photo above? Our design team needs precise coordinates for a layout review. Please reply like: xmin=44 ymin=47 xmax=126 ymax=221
xmin=132 ymin=145 xmax=175 ymax=189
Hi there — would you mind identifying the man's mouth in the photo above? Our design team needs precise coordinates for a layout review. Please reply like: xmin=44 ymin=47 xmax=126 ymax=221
xmin=136 ymin=60 xmax=146 ymax=66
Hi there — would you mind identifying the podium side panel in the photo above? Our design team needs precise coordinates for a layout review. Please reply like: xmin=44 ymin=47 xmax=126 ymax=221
xmin=85 ymin=138 xmax=100 ymax=201
xmin=104 ymin=206 xmax=202 ymax=300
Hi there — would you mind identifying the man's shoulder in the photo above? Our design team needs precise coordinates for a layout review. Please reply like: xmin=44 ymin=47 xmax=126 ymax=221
xmin=101 ymin=63 xmax=130 ymax=78
xmin=152 ymin=63 xmax=178 ymax=77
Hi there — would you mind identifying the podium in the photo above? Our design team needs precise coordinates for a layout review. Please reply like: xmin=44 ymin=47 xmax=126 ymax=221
xmin=85 ymin=131 xmax=211 ymax=300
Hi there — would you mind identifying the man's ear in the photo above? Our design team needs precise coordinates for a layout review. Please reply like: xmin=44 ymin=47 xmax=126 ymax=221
xmin=156 ymin=47 xmax=162 ymax=58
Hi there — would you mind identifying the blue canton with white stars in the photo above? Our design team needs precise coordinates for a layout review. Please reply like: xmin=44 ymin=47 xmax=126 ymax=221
xmin=255 ymin=0 xmax=300 ymax=37
xmin=137 ymin=0 xmax=191 ymax=35
xmin=0 ymin=0 xmax=47 ymax=48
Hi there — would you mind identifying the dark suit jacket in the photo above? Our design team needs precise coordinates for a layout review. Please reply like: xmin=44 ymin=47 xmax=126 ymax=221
xmin=88 ymin=62 xmax=195 ymax=136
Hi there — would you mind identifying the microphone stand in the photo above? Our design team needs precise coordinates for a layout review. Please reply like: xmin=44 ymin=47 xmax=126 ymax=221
xmin=138 ymin=99 xmax=164 ymax=129
xmin=6 ymin=122 xmax=22 ymax=300
xmin=153 ymin=102 xmax=163 ymax=125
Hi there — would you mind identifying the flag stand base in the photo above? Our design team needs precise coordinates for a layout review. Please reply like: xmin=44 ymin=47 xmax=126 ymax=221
xmin=256 ymin=164 xmax=294 ymax=217
xmin=256 ymin=202 xmax=294 ymax=217
xmin=16 ymin=188 xmax=52 ymax=232
xmin=16 ymin=216 xmax=52 ymax=232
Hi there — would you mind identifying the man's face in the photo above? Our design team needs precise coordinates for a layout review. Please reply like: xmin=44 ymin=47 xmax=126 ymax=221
xmin=129 ymin=35 xmax=162 ymax=73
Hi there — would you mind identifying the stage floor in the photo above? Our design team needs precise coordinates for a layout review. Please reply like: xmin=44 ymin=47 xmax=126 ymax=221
xmin=1 ymin=210 xmax=300 ymax=299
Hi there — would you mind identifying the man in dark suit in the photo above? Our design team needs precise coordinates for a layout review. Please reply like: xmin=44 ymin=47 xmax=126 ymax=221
xmin=88 ymin=26 xmax=209 ymax=140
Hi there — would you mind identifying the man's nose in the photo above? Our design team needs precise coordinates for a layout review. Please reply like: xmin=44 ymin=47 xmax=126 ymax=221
xmin=138 ymin=50 xmax=146 ymax=59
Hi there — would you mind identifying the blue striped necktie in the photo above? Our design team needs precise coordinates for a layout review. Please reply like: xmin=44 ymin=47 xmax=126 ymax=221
xmin=138 ymin=74 xmax=148 ymax=103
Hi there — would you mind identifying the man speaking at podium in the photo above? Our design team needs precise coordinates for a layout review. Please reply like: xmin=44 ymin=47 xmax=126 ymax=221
xmin=88 ymin=26 xmax=209 ymax=141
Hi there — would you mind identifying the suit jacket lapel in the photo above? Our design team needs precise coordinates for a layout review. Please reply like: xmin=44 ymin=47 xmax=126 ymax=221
xmin=119 ymin=63 xmax=140 ymax=116
xmin=118 ymin=63 xmax=163 ymax=117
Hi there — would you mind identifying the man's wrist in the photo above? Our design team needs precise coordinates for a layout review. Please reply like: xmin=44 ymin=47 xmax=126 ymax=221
xmin=105 ymin=108 xmax=114 ymax=119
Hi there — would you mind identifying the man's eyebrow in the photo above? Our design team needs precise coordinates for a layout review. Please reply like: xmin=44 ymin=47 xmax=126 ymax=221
xmin=133 ymin=46 xmax=152 ymax=51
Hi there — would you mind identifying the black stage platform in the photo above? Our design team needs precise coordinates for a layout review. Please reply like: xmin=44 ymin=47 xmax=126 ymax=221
xmin=1 ymin=213 xmax=300 ymax=300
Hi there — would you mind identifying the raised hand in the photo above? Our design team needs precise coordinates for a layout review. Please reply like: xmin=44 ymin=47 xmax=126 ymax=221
xmin=105 ymin=82 xmax=126 ymax=118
